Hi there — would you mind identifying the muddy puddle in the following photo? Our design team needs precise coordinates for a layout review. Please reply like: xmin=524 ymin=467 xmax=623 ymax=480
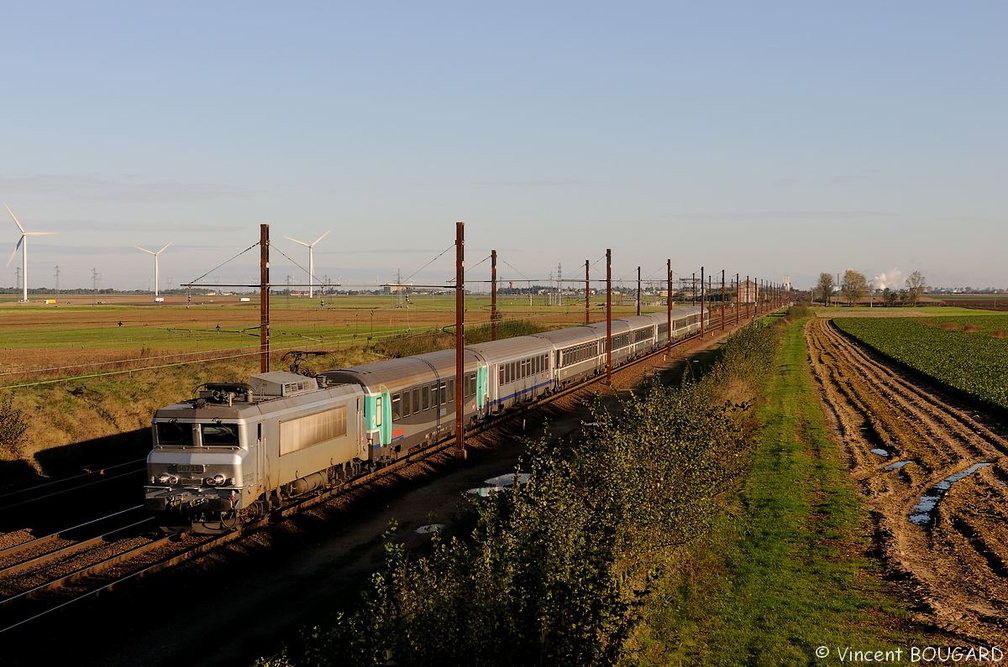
xmin=909 ymin=462 xmax=992 ymax=525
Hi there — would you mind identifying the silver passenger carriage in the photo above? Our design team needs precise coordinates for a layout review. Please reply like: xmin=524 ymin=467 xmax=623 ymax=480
xmin=467 ymin=336 xmax=554 ymax=413
xmin=670 ymin=306 xmax=706 ymax=340
xmin=319 ymin=349 xmax=488 ymax=462
xmin=531 ymin=326 xmax=605 ymax=389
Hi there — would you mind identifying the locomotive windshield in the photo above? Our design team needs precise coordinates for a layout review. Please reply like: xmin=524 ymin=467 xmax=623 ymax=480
xmin=201 ymin=423 xmax=240 ymax=447
xmin=156 ymin=422 xmax=194 ymax=447
xmin=154 ymin=421 xmax=239 ymax=447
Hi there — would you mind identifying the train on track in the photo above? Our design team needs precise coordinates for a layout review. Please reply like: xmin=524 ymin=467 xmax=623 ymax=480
xmin=144 ymin=308 xmax=708 ymax=532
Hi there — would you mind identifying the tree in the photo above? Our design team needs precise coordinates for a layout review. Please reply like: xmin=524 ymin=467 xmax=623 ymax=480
xmin=840 ymin=269 xmax=867 ymax=306
xmin=905 ymin=271 xmax=926 ymax=307
xmin=816 ymin=273 xmax=835 ymax=306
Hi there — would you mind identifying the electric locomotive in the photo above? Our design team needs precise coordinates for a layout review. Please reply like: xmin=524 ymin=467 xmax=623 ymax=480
xmin=144 ymin=371 xmax=365 ymax=533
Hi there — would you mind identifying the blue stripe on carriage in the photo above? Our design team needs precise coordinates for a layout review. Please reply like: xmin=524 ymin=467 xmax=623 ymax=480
xmin=494 ymin=379 xmax=554 ymax=408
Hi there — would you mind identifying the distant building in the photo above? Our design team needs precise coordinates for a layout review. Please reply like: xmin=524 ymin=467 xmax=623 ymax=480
xmin=383 ymin=282 xmax=413 ymax=294
xmin=740 ymin=280 xmax=759 ymax=304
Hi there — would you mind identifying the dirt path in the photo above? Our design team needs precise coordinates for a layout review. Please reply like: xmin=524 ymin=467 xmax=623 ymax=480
xmin=805 ymin=318 xmax=1008 ymax=644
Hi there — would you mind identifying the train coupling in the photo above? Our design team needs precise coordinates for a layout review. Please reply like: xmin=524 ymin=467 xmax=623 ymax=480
xmin=144 ymin=487 xmax=240 ymax=513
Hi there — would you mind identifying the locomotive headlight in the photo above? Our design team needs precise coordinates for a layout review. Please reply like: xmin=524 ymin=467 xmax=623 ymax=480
xmin=157 ymin=473 xmax=180 ymax=485
xmin=204 ymin=473 xmax=227 ymax=486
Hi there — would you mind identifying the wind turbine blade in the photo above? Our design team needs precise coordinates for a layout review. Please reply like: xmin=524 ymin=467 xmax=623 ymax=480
xmin=6 ymin=237 xmax=23 ymax=268
xmin=312 ymin=230 xmax=332 ymax=246
xmin=157 ymin=242 xmax=172 ymax=255
xmin=24 ymin=231 xmax=58 ymax=236
xmin=4 ymin=203 xmax=26 ymax=234
xmin=136 ymin=246 xmax=156 ymax=255
xmin=285 ymin=236 xmax=310 ymax=247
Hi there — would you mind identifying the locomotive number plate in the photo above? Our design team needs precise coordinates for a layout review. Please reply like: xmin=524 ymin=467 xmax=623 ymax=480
xmin=175 ymin=464 xmax=206 ymax=474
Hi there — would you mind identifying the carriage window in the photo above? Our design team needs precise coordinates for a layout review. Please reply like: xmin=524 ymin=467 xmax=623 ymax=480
xmin=375 ymin=397 xmax=382 ymax=427
xmin=402 ymin=390 xmax=411 ymax=416
xmin=391 ymin=393 xmax=401 ymax=421
xmin=439 ymin=382 xmax=446 ymax=405
xmin=413 ymin=388 xmax=420 ymax=414
xmin=448 ymin=378 xmax=455 ymax=402
xmin=422 ymin=386 xmax=430 ymax=410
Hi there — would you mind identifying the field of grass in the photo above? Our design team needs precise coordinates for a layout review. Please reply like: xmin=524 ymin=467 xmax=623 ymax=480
xmin=812 ymin=305 xmax=989 ymax=317
xmin=642 ymin=313 xmax=941 ymax=664
xmin=834 ymin=313 xmax=1008 ymax=410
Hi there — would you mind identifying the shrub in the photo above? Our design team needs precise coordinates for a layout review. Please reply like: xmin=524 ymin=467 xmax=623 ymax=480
xmin=0 ymin=393 xmax=29 ymax=458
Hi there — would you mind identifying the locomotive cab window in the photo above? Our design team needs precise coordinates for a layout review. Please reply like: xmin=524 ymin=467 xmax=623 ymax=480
xmin=201 ymin=423 xmax=239 ymax=447
xmin=156 ymin=422 xmax=195 ymax=447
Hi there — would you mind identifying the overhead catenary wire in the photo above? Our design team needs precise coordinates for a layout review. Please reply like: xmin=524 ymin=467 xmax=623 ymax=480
xmin=183 ymin=241 xmax=261 ymax=287
xmin=402 ymin=243 xmax=455 ymax=285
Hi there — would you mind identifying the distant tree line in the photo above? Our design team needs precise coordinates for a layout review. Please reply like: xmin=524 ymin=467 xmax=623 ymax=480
xmin=814 ymin=270 xmax=926 ymax=307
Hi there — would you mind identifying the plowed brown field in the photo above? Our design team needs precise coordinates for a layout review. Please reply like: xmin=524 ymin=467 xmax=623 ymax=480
xmin=806 ymin=317 xmax=1008 ymax=644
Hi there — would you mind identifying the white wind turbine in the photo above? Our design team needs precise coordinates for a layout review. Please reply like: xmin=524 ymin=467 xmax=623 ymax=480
xmin=135 ymin=243 xmax=172 ymax=298
xmin=284 ymin=230 xmax=331 ymax=298
xmin=5 ymin=203 xmax=59 ymax=303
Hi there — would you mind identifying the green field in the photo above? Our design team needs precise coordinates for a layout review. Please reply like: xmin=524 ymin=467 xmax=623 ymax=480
xmin=0 ymin=293 xmax=662 ymax=353
xmin=834 ymin=314 xmax=1008 ymax=410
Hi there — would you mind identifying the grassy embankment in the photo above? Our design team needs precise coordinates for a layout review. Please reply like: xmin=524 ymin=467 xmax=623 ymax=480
xmin=637 ymin=311 xmax=944 ymax=665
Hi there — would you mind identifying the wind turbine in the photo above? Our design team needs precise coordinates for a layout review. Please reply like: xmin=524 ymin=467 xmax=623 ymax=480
xmin=284 ymin=230 xmax=331 ymax=298
xmin=5 ymin=203 xmax=58 ymax=303
xmin=135 ymin=243 xmax=172 ymax=298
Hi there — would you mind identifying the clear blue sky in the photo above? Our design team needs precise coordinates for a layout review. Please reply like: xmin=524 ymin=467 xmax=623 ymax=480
xmin=2 ymin=1 xmax=1005 ymax=293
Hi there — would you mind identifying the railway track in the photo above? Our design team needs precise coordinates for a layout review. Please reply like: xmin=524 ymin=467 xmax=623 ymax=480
xmin=0 ymin=458 xmax=148 ymax=538
xmin=805 ymin=317 xmax=1008 ymax=644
